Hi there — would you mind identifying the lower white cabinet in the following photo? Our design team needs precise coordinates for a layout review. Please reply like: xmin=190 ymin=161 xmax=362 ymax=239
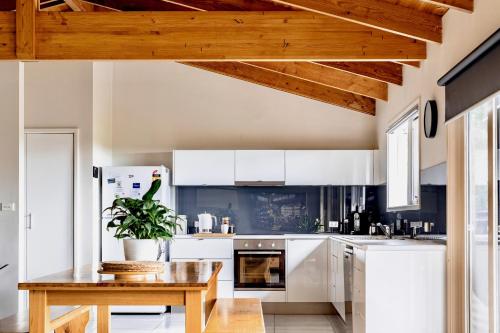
xmin=329 ymin=239 xmax=346 ymax=320
xmin=286 ymin=239 xmax=328 ymax=302
xmin=234 ymin=290 xmax=286 ymax=302
xmin=353 ymin=248 xmax=366 ymax=333
xmin=170 ymin=238 xmax=234 ymax=298
xmin=351 ymin=246 xmax=446 ymax=333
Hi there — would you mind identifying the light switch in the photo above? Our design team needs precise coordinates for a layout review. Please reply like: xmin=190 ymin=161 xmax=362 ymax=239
xmin=0 ymin=203 xmax=16 ymax=212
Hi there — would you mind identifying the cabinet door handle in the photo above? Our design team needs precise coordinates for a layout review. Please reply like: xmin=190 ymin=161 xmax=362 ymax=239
xmin=26 ymin=213 xmax=32 ymax=230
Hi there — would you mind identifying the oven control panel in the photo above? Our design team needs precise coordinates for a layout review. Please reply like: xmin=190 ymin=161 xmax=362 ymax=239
xmin=234 ymin=239 xmax=286 ymax=250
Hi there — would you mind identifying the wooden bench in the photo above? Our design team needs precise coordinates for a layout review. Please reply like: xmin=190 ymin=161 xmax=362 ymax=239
xmin=205 ymin=298 xmax=265 ymax=333
xmin=0 ymin=306 xmax=90 ymax=333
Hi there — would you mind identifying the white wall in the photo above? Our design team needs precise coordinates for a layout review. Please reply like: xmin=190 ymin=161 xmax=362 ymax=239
xmin=111 ymin=62 xmax=377 ymax=168
xmin=24 ymin=61 xmax=95 ymax=266
xmin=0 ymin=62 xmax=24 ymax=318
xmin=92 ymin=62 xmax=114 ymax=267
xmin=375 ymin=0 xmax=500 ymax=182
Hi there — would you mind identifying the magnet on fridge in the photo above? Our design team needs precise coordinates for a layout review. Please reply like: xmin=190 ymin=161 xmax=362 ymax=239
xmin=133 ymin=183 xmax=140 ymax=189
xmin=107 ymin=178 xmax=116 ymax=184
xmin=152 ymin=170 xmax=161 ymax=181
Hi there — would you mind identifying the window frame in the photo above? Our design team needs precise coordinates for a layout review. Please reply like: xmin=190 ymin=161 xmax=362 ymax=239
xmin=386 ymin=103 xmax=421 ymax=211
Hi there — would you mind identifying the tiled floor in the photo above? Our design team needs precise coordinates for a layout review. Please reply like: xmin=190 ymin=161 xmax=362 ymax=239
xmin=85 ymin=313 xmax=348 ymax=333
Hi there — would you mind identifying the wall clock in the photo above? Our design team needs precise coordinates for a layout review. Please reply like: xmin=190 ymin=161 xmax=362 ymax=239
xmin=424 ymin=100 xmax=438 ymax=138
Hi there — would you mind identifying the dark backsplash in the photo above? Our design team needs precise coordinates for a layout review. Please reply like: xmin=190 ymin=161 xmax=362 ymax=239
xmin=176 ymin=185 xmax=447 ymax=235
xmin=176 ymin=186 xmax=321 ymax=234
xmin=365 ymin=185 xmax=447 ymax=234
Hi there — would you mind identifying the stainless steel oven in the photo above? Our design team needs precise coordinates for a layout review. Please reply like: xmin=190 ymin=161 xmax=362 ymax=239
xmin=234 ymin=239 xmax=286 ymax=291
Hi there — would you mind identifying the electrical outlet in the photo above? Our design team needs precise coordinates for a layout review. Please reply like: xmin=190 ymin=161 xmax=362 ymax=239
xmin=329 ymin=221 xmax=339 ymax=228
xmin=0 ymin=203 xmax=16 ymax=212
xmin=410 ymin=221 xmax=423 ymax=228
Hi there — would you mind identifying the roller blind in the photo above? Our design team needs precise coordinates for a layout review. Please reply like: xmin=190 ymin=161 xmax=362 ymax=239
xmin=438 ymin=29 xmax=500 ymax=122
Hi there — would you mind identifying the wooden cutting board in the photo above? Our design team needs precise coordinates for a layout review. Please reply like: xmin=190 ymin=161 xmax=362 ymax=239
xmin=98 ymin=261 xmax=164 ymax=281
xmin=192 ymin=233 xmax=235 ymax=238
xmin=100 ymin=261 xmax=165 ymax=272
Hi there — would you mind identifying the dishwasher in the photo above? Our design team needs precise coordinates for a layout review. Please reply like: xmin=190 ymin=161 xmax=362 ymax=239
xmin=343 ymin=245 xmax=353 ymax=327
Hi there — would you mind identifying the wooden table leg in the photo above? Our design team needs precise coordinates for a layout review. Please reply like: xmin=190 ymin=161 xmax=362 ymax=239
xmin=29 ymin=290 xmax=50 ymax=333
xmin=97 ymin=305 xmax=111 ymax=333
xmin=204 ymin=279 xmax=217 ymax=325
xmin=54 ymin=310 xmax=90 ymax=333
xmin=185 ymin=291 xmax=203 ymax=333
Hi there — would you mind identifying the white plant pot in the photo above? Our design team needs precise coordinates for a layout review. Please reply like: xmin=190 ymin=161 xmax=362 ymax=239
xmin=123 ymin=239 xmax=160 ymax=261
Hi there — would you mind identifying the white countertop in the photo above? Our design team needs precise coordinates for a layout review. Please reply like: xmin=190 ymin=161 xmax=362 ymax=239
xmin=173 ymin=233 xmax=446 ymax=251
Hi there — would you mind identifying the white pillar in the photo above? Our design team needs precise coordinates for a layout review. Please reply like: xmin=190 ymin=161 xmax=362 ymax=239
xmin=0 ymin=61 xmax=25 ymax=317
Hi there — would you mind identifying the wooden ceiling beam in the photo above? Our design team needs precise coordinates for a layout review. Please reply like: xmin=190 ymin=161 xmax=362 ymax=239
xmin=183 ymin=61 xmax=376 ymax=114
xmin=420 ymin=0 xmax=473 ymax=12
xmin=16 ymin=0 xmax=36 ymax=59
xmin=162 ymin=0 xmax=294 ymax=11
xmin=64 ymin=0 xmax=95 ymax=11
xmin=315 ymin=62 xmax=403 ymax=86
xmin=268 ymin=0 xmax=443 ymax=43
xmin=83 ymin=0 xmax=190 ymax=11
xmin=245 ymin=61 xmax=388 ymax=100
xmin=0 ymin=13 xmax=15 ymax=59
xmin=33 ymin=11 xmax=426 ymax=61
xmin=41 ymin=2 xmax=71 ymax=10
xmin=396 ymin=61 xmax=421 ymax=68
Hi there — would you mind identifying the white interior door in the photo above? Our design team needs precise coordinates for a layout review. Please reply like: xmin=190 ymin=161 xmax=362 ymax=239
xmin=26 ymin=133 xmax=74 ymax=280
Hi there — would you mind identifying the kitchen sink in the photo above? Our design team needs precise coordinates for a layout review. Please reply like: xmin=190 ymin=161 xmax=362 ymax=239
xmin=336 ymin=235 xmax=407 ymax=241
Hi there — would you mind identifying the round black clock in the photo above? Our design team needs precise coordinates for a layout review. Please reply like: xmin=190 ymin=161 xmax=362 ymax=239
xmin=424 ymin=100 xmax=438 ymax=138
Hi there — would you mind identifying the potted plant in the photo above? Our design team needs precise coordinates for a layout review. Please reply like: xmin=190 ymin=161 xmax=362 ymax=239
xmin=104 ymin=179 xmax=180 ymax=261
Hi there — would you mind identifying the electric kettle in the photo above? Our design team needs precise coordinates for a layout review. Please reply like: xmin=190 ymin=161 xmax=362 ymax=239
xmin=197 ymin=213 xmax=217 ymax=233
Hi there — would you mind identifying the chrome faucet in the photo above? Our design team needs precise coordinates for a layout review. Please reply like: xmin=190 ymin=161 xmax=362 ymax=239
xmin=376 ymin=223 xmax=392 ymax=239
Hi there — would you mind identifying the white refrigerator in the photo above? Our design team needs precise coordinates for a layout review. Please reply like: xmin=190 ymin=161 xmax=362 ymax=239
xmin=101 ymin=165 xmax=172 ymax=313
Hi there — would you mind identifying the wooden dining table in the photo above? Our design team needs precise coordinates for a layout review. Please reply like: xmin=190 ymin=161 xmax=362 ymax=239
xmin=18 ymin=261 xmax=221 ymax=333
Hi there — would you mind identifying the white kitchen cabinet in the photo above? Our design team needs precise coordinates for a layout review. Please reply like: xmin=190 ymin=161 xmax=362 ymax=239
xmin=169 ymin=238 xmax=233 ymax=259
xmin=171 ymin=258 xmax=234 ymax=281
xmin=329 ymin=239 xmax=346 ymax=320
xmin=285 ymin=150 xmax=374 ymax=185
xmin=234 ymin=290 xmax=286 ymax=303
xmin=234 ymin=150 xmax=285 ymax=183
xmin=170 ymin=237 xmax=234 ymax=298
xmin=286 ymin=239 xmax=328 ymax=302
xmin=353 ymin=248 xmax=366 ymax=333
xmin=173 ymin=150 xmax=235 ymax=185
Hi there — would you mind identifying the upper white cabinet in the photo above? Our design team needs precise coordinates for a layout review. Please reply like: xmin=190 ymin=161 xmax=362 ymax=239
xmin=287 ymin=239 xmax=328 ymax=302
xmin=235 ymin=150 xmax=285 ymax=184
xmin=173 ymin=149 xmax=374 ymax=186
xmin=173 ymin=150 xmax=235 ymax=185
xmin=285 ymin=150 xmax=374 ymax=185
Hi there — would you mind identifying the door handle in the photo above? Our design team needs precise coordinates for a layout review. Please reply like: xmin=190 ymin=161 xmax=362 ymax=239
xmin=26 ymin=213 xmax=32 ymax=230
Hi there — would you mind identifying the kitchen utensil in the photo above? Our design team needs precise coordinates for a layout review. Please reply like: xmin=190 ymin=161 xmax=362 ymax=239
xmin=176 ymin=215 xmax=188 ymax=235
xmin=221 ymin=224 xmax=229 ymax=234
xmin=423 ymin=221 xmax=435 ymax=233
xmin=221 ymin=217 xmax=231 ymax=225
xmin=198 ymin=213 xmax=217 ymax=233
xmin=228 ymin=225 xmax=235 ymax=234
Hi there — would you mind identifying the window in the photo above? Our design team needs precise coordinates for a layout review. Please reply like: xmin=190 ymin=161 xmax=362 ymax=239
xmin=386 ymin=104 xmax=420 ymax=210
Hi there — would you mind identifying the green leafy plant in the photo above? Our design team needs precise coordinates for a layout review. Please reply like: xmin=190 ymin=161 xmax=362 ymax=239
xmin=104 ymin=179 xmax=180 ymax=240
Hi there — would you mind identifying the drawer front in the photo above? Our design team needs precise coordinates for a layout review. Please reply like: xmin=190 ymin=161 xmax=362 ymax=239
xmin=234 ymin=290 xmax=286 ymax=302
xmin=170 ymin=238 xmax=233 ymax=259
xmin=353 ymin=248 xmax=365 ymax=271
xmin=171 ymin=258 xmax=233 ymax=281
xmin=218 ymin=280 xmax=234 ymax=298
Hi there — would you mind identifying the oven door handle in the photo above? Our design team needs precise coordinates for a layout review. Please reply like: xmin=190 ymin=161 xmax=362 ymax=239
xmin=237 ymin=251 xmax=283 ymax=255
